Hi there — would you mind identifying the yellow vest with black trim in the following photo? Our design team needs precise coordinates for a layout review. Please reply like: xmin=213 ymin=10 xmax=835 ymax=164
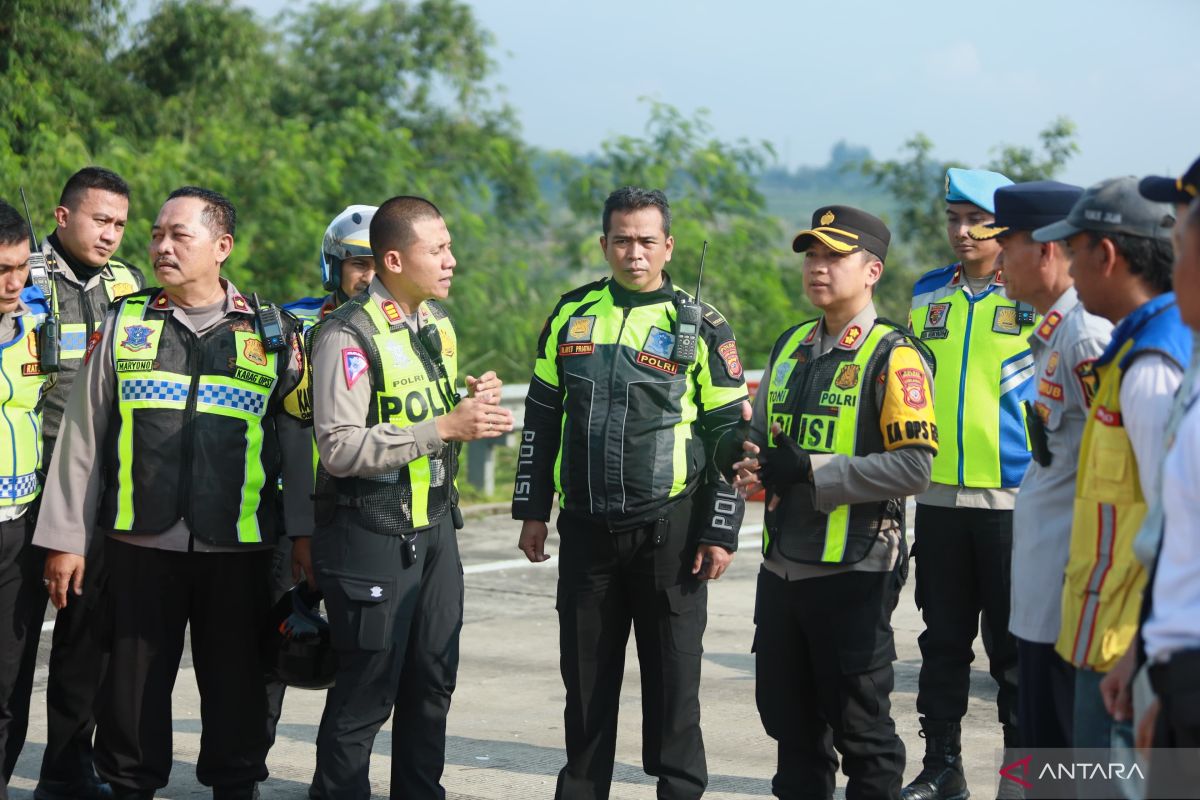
xmin=0 ymin=301 xmax=51 ymax=507
xmin=315 ymin=294 xmax=459 ymax=533
xmin=1057 ymin=293 xmax=1190 ymax=671
xmin=762 ymin=318 xmax=938 ymax=564
xmin=910 ymin=265 xmax=1036 ymax=488
xmin=98 ymin=291 xmax=289 ymax=545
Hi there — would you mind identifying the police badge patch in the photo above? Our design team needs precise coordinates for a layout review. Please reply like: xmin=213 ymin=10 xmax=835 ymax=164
xmin=717 ymin=340 xmax=742 ymax=380
xmin=896 ymin=367 xmax=928 ymax=409
xmin=774 ymin=360 xmax=794 ymax=387
xmin=565 ymin=316 xmax=596 ymax=343
xmin=834 ymin=363 xmax=860 ymax=390
xmin=343 ymin=348 xmax=369 ymax=389
xmin=927 ymin=303 xmax=949 ymax=328
xmin=121 ymin=325 xmax=154 ymax=352
xmin=643 ymin=326 xmax=675 ymax=359
xmin=243 ymin=339 xmax=268 ymax=366
xmin=992 ymin=306 xmax=1019 ymax=334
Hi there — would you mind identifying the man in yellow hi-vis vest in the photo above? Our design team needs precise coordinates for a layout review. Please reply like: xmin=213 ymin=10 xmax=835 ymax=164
xmin=905 ymin=168 xmax=1036 ymax=800
xmin=308 ymin=195 xmax=512 ymax=799
xmin=0 ymin=199 xmax=53 ymax=800
xmin=736 ymin=206 xmax=936 ymax=800
xmin=1031 ymin=177 xmax=1186 ymax=752
xmin=35 ymin=187 xmax=314 ymax=800
xmin=34 ymin=167 xmax=145 ymax=800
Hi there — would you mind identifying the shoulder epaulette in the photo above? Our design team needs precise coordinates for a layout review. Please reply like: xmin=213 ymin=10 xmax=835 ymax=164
xmin=912 ymin=263 xmax=959 ymax=297
xmin=109 ymin=287 xmax=157 ymax=310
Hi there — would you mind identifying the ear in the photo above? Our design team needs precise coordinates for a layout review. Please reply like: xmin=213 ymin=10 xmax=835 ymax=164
xmin=599 ymin=235 xmax=608 ymax=259
xmin=663 ymin=234 xmax=674 ymax=262
xmin=1097 ymin=237 xmax=1120 ymax=278
xmin=53 ymin=205 xmax=69 ymax=228
xmin=864 ymin=254 xmax=884 ymax=288
xmin=214 ymin=233 xmax=234 ymax=266
xmin=380 ymin=249 xmax=404 ymax=276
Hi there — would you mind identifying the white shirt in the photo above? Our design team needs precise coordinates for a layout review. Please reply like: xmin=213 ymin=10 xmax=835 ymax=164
xmin=1120 ymin=353 xmax=1183 ymax=504
xmin=1143 ymin=372 xmax=1200 ymax=660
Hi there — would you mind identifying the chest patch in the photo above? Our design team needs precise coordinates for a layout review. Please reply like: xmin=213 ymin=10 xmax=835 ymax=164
xmin=121 ymin=325 xmax=154 ymax=352
xmin=992 ymin=306 xmax=1020 ymax=335
xmin=1045 ymin=351 xmax=1060 ymax=376
xmin=927 ymin=303 xmax=949 ymax=328
xmin=243 ymin=339 xmax=267 ymax=366
xmin=834 ymin=363 xmax=860 ymax=390
xmin=565 ymin=316 xmax=595 ymax=343
xmin=635 ymin=351 xmax=680 ymax=375
xmin=642 ymin=326 xmax=675 ymax=359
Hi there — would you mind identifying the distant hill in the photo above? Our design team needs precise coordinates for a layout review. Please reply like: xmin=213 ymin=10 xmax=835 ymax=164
xmin=759 ymin=140 xmax=899 ymax=227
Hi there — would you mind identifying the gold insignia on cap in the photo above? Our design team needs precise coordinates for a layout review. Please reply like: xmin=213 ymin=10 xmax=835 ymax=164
xmin=820 ymin=210 xmax=835 ymax=226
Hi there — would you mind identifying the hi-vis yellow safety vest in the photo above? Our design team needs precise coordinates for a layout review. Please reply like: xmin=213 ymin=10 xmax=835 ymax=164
xmin=0 ymin=298 xmax=50 ymax=507
xmin=99 ymin=290 xmax=291 ymax=545
xmin=315 ymin=293 xmax=459 ymax=533
xmin=1057 ymin=293 xmax=1189 ymax=671
xmin=911 ymin=264 xmax=1037 ymax=488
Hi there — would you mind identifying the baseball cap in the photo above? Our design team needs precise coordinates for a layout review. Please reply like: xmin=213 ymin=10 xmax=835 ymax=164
xmin=792 ymin=205 xmax=891 ymax=262
xmin=945 ymin=168 xmax=1013 ymax=213
xmin=969 ymin=181 xmax=1084 ymax=240
xmin=1138 ymin=156 xmax=1200 ymax=205
xmin=1032 ymin=176 xmax=1175 ymax=243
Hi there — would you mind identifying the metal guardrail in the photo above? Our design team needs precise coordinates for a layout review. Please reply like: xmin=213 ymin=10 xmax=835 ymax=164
xmin=464 ymin=370 xmax=765 ymax=494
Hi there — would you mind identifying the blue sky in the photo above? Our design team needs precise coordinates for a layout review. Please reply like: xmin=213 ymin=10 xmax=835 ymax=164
xmin=135 ymin=0 xmax=1199 ymax=186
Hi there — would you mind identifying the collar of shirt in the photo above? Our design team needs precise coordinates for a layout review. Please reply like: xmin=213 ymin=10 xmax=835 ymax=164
xmin=607 ymin=272 xmax=676 ymax=308
xmin=365 ymin=276 xmax=428 ymax=331
xmin=814 ymin=300 xmax=878 ymax=357
xmin=42 ymin=235 xmax=114 ymax=289
xmin=147 ymin=278 xmax=255 ymax=330
xmin=0 ymin=300 xmax=32 ymax=347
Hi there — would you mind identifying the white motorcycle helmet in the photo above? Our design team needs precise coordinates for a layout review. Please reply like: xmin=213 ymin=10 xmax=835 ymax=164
xmin=320 ymin=205 xmax=377 ymax=293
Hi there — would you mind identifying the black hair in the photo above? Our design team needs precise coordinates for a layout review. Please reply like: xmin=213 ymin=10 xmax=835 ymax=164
xmin=370 ymin=195 xmax=443 ymax=261
xmin=602 ymin=187 xmax=671 ymax=236
xmin=1086 ymin=231 xmax=1174 ymax=294
xmin=59 ymin=166 xmax=130 ymax=209
xmin=167 ymin=186 xmax=237 ymax=238
xmin=0 ymin=200 xmax=28 ymax=248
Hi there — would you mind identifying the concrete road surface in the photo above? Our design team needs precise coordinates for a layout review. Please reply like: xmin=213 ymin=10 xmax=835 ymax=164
xmin=9 ymin=503 xmax=1010 ymax=798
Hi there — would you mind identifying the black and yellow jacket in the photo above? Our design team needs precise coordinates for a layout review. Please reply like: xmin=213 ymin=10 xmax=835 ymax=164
xmin=512 ymin=275 xmax=748 ymax=549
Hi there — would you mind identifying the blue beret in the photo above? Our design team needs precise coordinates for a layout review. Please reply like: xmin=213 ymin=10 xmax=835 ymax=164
xmin=945 ymin=168 xmax=1013 ymax=213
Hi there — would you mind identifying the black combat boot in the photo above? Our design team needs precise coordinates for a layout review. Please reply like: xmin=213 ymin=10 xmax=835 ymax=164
xmin=995 ymin=725 xmax=1024 ymax=799
xmin=901 ymin=717 xmax=970 ymax=800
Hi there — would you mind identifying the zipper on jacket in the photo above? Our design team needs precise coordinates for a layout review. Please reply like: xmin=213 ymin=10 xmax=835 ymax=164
xmin=177 ymin=336 xmax=202 ymax=526
xmin=956 ymin=293 xmax=979 ymax=488
xmin=598 ymin=305 xmax=631 ymax=514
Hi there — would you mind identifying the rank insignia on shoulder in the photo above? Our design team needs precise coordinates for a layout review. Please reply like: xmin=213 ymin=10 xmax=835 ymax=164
xmin=992 ymin=306 xmax=1020 ymax=335
xmin=1035 ymin=310 xmax=1062 ymax=342
xmin=837 ymin=325 xmax=863 ymax=349
xmin=702 ymin=307 xmax=725 ymax=327
xmin=380 ymin=300 xmax=403 ymax=326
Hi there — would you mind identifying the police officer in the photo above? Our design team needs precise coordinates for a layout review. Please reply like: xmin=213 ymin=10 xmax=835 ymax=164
xmin=261 ymin=206 xmax=376 ymax=762
xmin=968 ymin=182 xmax=1112 ymax=753
xmin=735 ymin=206 xmax=936 ymax=800
xmin=513 ymin=187 xmax=748 ymax=800
xmin=0 ymin=199 xmax=52 ymax=800
xmin=35 ymin=167 xmax=144 ymax=800
xmin=284 ymin=205 xmax=377 ymax=327
xmin=1031 ymin=177 xmax=1186 ymax=752
xmin=308 ymin=195 xmax=512 ymax=799
xmin=33 ymin=186 xmax=314 ymax=800
xmin=905 ymin=168 xmax=1032 ymax=800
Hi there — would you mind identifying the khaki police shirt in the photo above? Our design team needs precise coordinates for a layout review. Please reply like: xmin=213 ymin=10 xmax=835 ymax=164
xmin=32 ymin=280 xmax=314 ymax=556
xmin=311 ymin=277 xmax=445 ymax=480
xmin=750 ymin=301 xmax=934 ymax=580
xmin=1009 ymin=287 xmax=1112 ymax=644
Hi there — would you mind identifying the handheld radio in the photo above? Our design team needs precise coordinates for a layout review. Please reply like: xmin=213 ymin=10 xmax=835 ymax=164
xmin=671 ymin=241 xmax=707 ymax=365
xmin=252 ymin=293 xmax=288 ymax=352
xmin=20 ymin=188 xmax=59 ymax=373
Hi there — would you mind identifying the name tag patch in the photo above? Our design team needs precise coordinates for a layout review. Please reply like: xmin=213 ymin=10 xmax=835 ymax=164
xmin=558 ymin=342 xmax=594 ymax=357
xmin=635 ymin=351 xmax=679 ymax=375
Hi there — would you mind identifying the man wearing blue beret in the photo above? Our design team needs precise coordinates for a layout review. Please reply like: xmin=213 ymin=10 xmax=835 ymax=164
xmin=969 ymin=182 xmax=1113 ymax=754
xmin=905 ymin=168 xmax=1034 ymax=800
